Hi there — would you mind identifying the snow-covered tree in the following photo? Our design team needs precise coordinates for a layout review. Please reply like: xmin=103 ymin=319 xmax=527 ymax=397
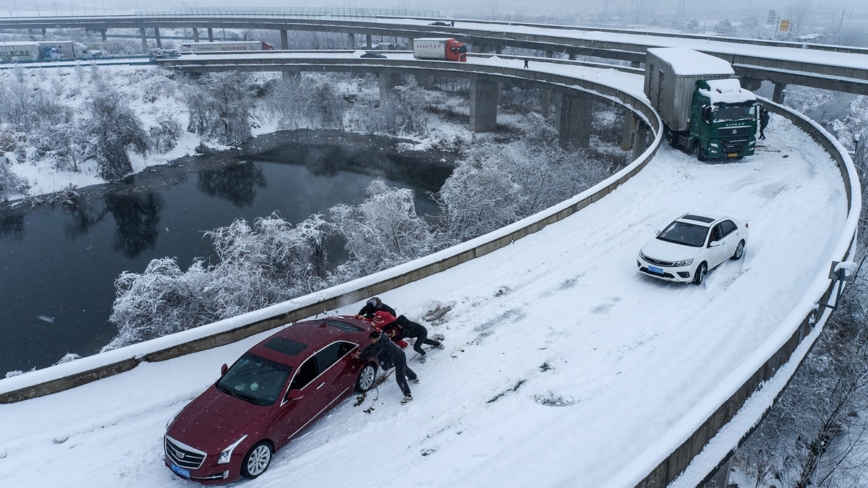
xmin=184 ymin=72 xmax=253 ymax=145
xmin=0 ymin=153 xmax=29 ymax=201
xmin=87 ymin=89 xmax=148 ymax=181
xmin=437 ymin=152 xmax=522 ymax=242
xmin=713 ymin=20 xmax=736 ymax=37
xmin=331 ymin=179 xmax=434 ymax=279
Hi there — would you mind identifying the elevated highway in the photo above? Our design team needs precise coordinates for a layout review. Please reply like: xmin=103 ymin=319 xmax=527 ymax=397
xmin=2 ymin=13 xmax=868 ymax=97
xmin=0 ymin=15 xmax=862 ymax=488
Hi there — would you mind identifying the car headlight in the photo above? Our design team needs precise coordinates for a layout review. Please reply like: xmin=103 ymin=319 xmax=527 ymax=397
xmin=673 ymin=259 xmax=694 ymax=267
xmin=217 ymin=435 xmax=248 ymax=465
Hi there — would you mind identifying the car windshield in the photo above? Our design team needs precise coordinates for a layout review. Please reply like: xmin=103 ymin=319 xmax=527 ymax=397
xmin=712 ymin=104 xmax=755 ymax=121
xmin=657 ymin=221 xmax=709 ymax=248
xmin=216 ymin=353 xmax=292 ymax=406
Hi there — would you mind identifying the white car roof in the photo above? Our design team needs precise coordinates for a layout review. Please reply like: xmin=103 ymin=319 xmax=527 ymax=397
xmin=675 ymin=213 xmax=728 ymax=227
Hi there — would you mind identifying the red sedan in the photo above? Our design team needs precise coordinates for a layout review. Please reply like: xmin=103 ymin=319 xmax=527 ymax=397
xmin=164 ymin=316 xmax=380 ymax=483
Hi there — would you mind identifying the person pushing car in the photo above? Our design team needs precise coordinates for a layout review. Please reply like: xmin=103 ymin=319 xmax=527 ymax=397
xmin=357 ymin=296 xmax=396 ymax=319
xmin=354 ymin=331 xmax=418 ymax=405
xmin=372 ymin=311 xmax=444 ymax=364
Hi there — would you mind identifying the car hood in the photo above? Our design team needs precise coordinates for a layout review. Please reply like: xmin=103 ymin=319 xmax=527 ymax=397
xmin=167 ymin=385 xmax=273 ymax=453
xmin=641 ymin=238 xmax=702 ymax=262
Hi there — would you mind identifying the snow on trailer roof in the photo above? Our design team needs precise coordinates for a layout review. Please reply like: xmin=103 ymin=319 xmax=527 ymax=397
xmin=647 ymin=47 xmax=734 ymax=76
xmin=699 ymin=79 xmax=757 ymax=105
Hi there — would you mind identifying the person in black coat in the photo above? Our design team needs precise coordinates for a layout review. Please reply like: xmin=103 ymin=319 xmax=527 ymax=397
xmin=355 ymin=331 xmax=417 ymax=404
xmin=759 ymin=106 xmax=770 ymax=140
xmin=374 ymin=312 xmax=444 ymax=363
xmin=357 ymin=297 xmax=396 ymax=319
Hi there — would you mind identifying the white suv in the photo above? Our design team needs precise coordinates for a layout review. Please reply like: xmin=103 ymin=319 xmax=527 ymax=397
xmin=637 ymin=213 xmax=749 ymax=285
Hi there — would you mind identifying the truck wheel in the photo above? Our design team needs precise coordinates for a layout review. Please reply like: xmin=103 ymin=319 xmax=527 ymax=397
xmin=693 ymin=141 xmax=706 ymax=162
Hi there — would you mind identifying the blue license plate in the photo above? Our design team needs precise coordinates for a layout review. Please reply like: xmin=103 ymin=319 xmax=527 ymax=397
xmin=171 ymin=462 xmax=191 ymax=479
xmin=648 ymin=266 xmax=664 ymax=275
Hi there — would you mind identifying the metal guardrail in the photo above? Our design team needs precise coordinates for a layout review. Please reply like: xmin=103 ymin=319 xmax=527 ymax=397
xmin=134 ymin=8 xmax=440 ymax=20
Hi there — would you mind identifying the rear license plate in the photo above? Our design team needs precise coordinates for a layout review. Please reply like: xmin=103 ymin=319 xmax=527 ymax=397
xmin=648 ymin=266 xmax=664 ymax=275
xmin=727 ymin=153 xmax=738 ymax=157
xmin=171 ymin=463 xmax=191 ymax=479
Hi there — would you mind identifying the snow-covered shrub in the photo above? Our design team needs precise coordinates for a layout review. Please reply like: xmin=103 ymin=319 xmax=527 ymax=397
xmin=184 ymin=72 xmax=253 ymax=146
xmin=264 ymin=73 xmax=348 ymax=131
xmin=685 ymin=19 xmax=700 ymax=32
xmin=148 ymin=116 xmax=182 ymax=153
xmin=0 ymin=153 xmax=29 ymax=201
xmin=331 ymin=179 xmax=435 ymax=280
xmin=0 ymin=66 xmax=70 ymax=132
xmin=713 ymin=20 xmax=736 ymax=37
xmin=437 ymin=152 xmax=521 ymax=242
xmin=106 ymin=258 xmax=214 ymax=350
xmin=87 ymin=89 xmax=148 ymax=180
xmin=53 ymin=353 xmax=81 ymax=365
xmin=106 ymin=213 xmax=332 ymax=349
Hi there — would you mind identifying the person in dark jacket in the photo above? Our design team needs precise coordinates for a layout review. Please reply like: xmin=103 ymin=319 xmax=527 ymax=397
xmin=357 ymin=297 xmax=396 ymax=319
xmin=759 ymin=106 xmax=770 ymax=140
xmin=355 ymin=331 xmax=417 ymax=405
xmin=373 ymin=311 xmax=444 ymax=364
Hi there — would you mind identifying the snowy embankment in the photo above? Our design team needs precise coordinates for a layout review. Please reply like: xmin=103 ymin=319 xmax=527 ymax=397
xmin=0 ymin=112 xmax=848 ymax=487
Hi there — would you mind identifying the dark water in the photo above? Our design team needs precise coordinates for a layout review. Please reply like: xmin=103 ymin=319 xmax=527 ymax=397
xmin=0 ymin=131 xmax=455 ymax=374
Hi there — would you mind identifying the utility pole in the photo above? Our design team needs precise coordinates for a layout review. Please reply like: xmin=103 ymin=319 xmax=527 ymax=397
xmin=838 ymin=9 xmax=845 ymax=32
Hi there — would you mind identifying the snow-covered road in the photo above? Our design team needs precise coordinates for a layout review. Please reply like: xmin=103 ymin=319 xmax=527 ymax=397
xmin=0 ymin=112 xmax=848 ymax=487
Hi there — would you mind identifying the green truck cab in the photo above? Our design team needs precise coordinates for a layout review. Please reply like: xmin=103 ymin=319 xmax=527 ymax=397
xmin=688 ymin=79 xmax=758 ymax=161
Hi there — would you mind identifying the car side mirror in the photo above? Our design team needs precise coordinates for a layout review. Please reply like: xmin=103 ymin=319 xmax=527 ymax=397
xmin=221 ymin=363 xmax=228 ymax=375
xmin=709 ymin=241 xmax=721 ymax=248
xmin=285 ymin=390 xmax=304 ymax=402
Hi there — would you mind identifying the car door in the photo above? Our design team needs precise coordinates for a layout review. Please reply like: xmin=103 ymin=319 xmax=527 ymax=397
xmin=718 ymin=220 xmax=739 ymax=256
xmin=706 ymin=224 xmax=727 ymax=267
xmin=315 ymin=341 xmax=360 ymax=406
xmin=271 ymin=355 xmax=330 ymax=446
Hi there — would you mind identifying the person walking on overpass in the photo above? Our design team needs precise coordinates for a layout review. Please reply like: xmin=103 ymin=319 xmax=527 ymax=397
xmin=524 ymin=59 xmax=529 ymax=69
xmin=354 ymin=331 xmax=418 ymax=405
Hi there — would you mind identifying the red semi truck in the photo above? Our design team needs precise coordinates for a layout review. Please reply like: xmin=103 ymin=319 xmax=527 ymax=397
xmin=412 ymin=38 xmax=467 ymax=62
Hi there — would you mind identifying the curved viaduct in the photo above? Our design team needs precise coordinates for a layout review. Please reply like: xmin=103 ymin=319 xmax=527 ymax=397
xmin=2 ymin=12 xmax=868 ymax=98
xmin=0 ymin=13 xmax=862 ymax=488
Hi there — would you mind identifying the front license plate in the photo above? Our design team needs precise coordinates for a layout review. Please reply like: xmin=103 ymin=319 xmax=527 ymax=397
xmin=648 ymin=265 xmax=664 ymax=275
xmin=171 ymin=462 xmax=191 ymax=479
xmin=727 ymin=152 xmax=738 ymax=158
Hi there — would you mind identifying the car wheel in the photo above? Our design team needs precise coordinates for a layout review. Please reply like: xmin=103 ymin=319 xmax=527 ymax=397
xmin=731 ymin=240 xmax=745 ymax=260
xmin=355 ymin=363 xmax=377 ymax=392
xmin=692 ymin=262 xmax=707 ymax=285
xmin=241 ymin=441 xmax=272 ymax=479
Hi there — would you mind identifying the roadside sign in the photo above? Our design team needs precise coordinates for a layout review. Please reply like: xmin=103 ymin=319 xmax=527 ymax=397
xmin=767 ymin=10 xmax=777 ymax=25
xmin=779 ymin=19 xmax=790 ymax=32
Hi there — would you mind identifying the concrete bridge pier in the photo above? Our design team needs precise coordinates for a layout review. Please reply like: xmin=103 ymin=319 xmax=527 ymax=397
xmin=408 ymin=38 xmax=414 ymax=50
xmin=556 ymin=92 xmax=592 ymax=149
xmin=280 ymin=29 xmax=289 ymax=50
xmin=41 ymin=28 xmax=46 ymax=38
xmin=469 ymin=78 xmax=500 ymax=132
xmin=631 ymin=123 xmax=648 ymax=160
xmin=568 ymin=53 xmax=576 ymax=61
xmin=621 ymin=113 xmax=636 ymax=151
xmin=773 ymin=82 xmax=788 ymax=104
xmin=366 ymin=34 xmax=372 ymax=49
xmin=379 ymin=72 xmax=401 ymax=99
xmin=539 ymin=50 xmax=555 ymax=118
xmin=495 ymin=46 xmax=503 ymax=55
xmin=207 ymin=28 xmax=214 ymax=42
xmin=739 ymin=76 xmax=763 ymax=91
xmin=348 ymin=33 xmax=355 ymax=49
xmin=140 ymin=28 xmax=148 ymax=51
xmin=192 ymin=28 xmax=199 ymax=42
xmin=101 ymin=29 xmax=107 ymax=42
xmin=427 ymin=75 xmax=435 ymax=90
xmin=154 ymin=28 xmax=162 ymax=49
xmin=631 ymin=61 xmax=641 ymax=68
